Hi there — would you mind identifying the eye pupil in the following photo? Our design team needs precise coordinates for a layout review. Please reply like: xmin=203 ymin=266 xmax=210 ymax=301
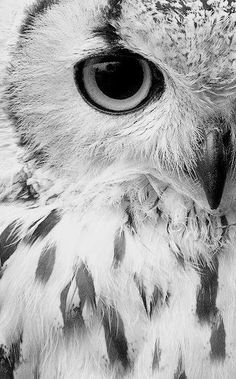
xmin=106 ymin=63 xmax=116 ymax=72
xmin=95 ymin=57 xmax=144 ymax=100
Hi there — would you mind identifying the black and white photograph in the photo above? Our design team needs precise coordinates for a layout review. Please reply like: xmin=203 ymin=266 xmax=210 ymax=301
xmin=0 ymin=0 xmax=235 ymax=378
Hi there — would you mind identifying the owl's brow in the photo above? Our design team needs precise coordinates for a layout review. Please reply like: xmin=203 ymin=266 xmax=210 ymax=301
xmin=93 ymin=0 xmax=123 ymax=45
xmin=106 ymin=0 xmax=123 ymax=20
xmin=20 ymin=0 xmax=60 ymax=35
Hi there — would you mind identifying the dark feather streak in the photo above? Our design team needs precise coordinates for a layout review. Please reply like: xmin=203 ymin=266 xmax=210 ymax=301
xmin=134 ymin=275 xmax=148 ymax=313
xmin=134 ymin=276 xmax=169 ymax=317
xmin=113 ymin=228 xmax=126 ymax=268
xmin=150 ymin=286 xmax=164 ymax=317
xmin=0 ymin=346 xmax=14 ymax=379
xmin=196 ymin=258 xmax=218 ymax=323
xmin=76 ymin=263 xmax=96 ymax=312
xmin=152 ymin=340 xmax=161 ymax=372
xmin=0 ymin=221 xmax=22 ymax=266
xmin=64 ymin=307 xmax=84 ymax=331
xmin=93 ymin=24 xmax=120 ymax=45
xmin=26 ymin=209 xmax=61 ymax=245
xmin=60 ymin=280 xmax=85 ymax=330
xmin=60 ymin=281 xmax=72 ymax=324
xmin=93 ymin=0 xmax=123 ymax=44
xmin=35 ymin=243 xmax=56 ymax=284
xmin=102 ymin=306 xmax=129 ymax=370
xmin=174 ymin=354 xmax=187 ymax=379
xmin=106 ymin=0 xmax=123 ymax=21
xmin=220 ymin=215 xmax=229 ymax=242
xmin=210 ymin=315 xmax=226 ymax=362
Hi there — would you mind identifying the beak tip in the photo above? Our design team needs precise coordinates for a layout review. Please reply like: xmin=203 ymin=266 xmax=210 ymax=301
xmin=200 ymin=174 xmax=226 ymax=210
xmin=207 ymin=196 xmax=222 ymax=210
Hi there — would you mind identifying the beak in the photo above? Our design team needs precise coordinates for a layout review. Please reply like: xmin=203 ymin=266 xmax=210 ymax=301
xmin=196 ymin=129 xmax=231 ymax=210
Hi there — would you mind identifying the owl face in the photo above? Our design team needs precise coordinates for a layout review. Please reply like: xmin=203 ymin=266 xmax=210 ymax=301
xmin=5 ymin=0 xmax=236 ymax=212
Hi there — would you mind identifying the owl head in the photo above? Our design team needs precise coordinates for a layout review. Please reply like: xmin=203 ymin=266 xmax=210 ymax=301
xmin=5 ymin=0 xmax=236 ymax=212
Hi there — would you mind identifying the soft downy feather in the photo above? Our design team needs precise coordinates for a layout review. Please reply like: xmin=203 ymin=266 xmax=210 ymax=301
xmin=0 ymin=164 xmax=236 ymax=378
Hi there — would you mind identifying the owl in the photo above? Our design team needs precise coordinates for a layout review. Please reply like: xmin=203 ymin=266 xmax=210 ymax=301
xmin=0 ymin=0 xmax=236 ymax=378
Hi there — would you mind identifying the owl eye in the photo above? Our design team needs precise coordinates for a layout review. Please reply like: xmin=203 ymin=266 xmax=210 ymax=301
xmin=74 ymin=53 xmax=164 ymax=113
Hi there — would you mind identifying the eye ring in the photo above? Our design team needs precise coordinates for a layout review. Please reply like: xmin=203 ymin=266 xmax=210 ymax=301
xmin=74 ymin=52 xmax=164 ymax=114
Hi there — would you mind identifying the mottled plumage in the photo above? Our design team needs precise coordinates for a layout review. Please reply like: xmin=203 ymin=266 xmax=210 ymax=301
xmin=1 ymin=0 xmax=236 ymax=378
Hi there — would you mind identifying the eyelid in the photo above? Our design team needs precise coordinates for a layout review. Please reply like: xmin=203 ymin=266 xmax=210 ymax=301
xmin=75 ymin=48 xmax=143 ymax=64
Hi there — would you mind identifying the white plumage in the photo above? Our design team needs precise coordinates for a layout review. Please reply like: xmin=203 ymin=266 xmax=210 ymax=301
xmin=0 ymin=0 xmax=236 ymax=378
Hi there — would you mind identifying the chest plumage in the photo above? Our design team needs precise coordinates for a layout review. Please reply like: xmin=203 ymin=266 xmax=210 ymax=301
xmin=1 ymin=0 xmax=236 ymax=378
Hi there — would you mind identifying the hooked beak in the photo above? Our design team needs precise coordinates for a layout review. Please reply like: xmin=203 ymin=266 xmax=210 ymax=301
xmin=196 ymin=129 xmax=232 ymax=210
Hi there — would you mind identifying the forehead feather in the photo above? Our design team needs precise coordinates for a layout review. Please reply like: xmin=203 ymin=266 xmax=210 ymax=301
xmin=108 ymin=0 xmax=236 ymax=84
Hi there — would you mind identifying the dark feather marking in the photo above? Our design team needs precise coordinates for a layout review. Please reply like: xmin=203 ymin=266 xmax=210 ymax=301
xmin=174 ymin=354 xmax=187 ymax=379
xmin=134 ymin=276 xmax=169 ymax=317
xmin=210 ymin=316 xmax=226 ymax=362
xmin=196 ymin=258 xmax=218 ymax=323
xmin=60 ymin=281 xmax=72 ymax=324
xmin=199 ymin=0 xmax=214 ymax=11
xmin=16 ymin=181 xmax=39 ymax=201
xmin=140 ymin=286 xmax=148 ymax=314
xmin=122 ymin=195 xmax=137 ymax=234
xmin=150 ymin=196 xmax=162 ymax=217
xmin=196 ymin=255 xmax=226 ymax=361
xmin=113 ymin=228 xmax=126 ymax=268
xmin=26 ymin=209 xmax=61 ymax=245
xmin=76 ymin=263 xmax=96 ymax=312
xmin=28 ymin=218 xmax=45 ymax=231
xmin=150 ymin=286 xmax=164 ymax=317
xmin=35 ymin=243 xmax=56 ymax=284
xmin=166 ymin=218 xmax=171 ymax=235
xmin=8 ymin=337 xmax=22 ymax=373
xmin=152 ymin=196 xmax=160 ymax=209
xmin=134 ymin=275 xmax=148 ymax=314
xmin=64 ymin=307 xmax=84 ymax=332
xmin=93 ymin=24 xmax=121 ymax=45
xmin=152 ymin=340 xmax=161 ymax=372
xmin=0 ymin=221 xmax=22 ymax=266
xmin=150 ymin=288 xmax=170 ymax=317
xmin=220 ymin=215 xmax=229 ymax=242
xmin=179 ymin=373 xmax=187 ymax=379
xmin=20 ymin=0 xmax=60 ymax=36
xmin=176 ymin=251 xmax=185 ymax=269
xmin=185 ymin=209 xmax=191 ymax=229
xmin=165 ymin=291 xmax=171 ymax=306
xmin=205 ymin=218 xmax=213 ymax=244
xmin=0 ymin=346 xmax=14 ymax=379
xmin=102 ymin=306 xmax=130 ymax=370
xmin=126 ymin=209 xmax=137 ymax=234
xmin=154 ymin=0 xmax=192 ymax=24
xmin=193 ymin=205 xmax=201 ymax=238
xmin=106 ymin=0 xmax=123 ymax=20
xmin=60 ymin=280 xmax=85 ymax=330
xmin=94 ymin=0 xmax=123 ymax=44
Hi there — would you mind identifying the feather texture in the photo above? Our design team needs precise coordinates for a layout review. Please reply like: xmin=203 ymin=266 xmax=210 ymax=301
xmin=0 ymin=170 xmax=235 ymax=378
xmin=1 ymin=0 xmax=236 ymax=378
